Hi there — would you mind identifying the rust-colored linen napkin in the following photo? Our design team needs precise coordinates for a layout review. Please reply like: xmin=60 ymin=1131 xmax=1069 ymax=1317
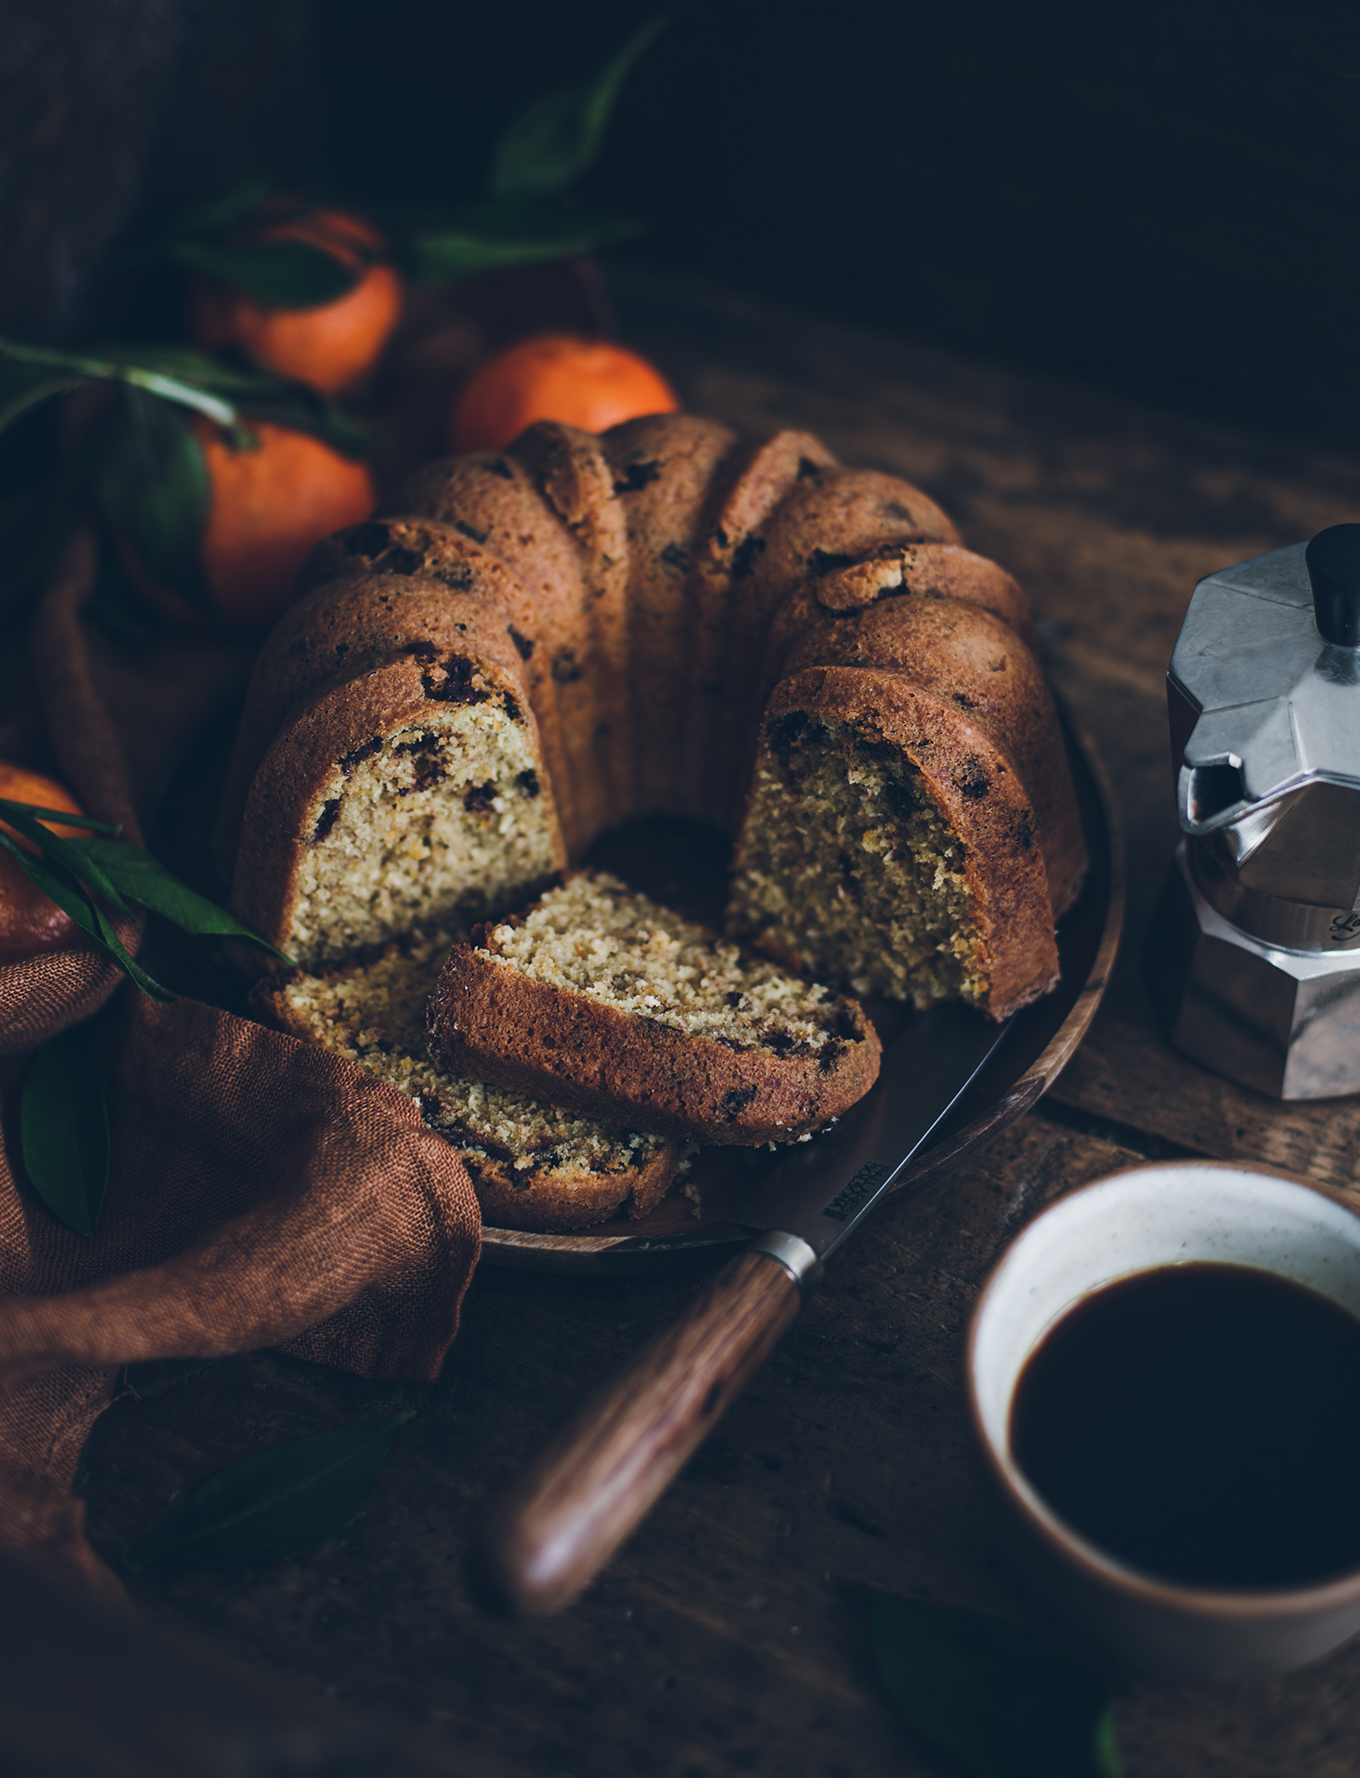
xmin=0 ymin=538 xmax=481 ymax=1601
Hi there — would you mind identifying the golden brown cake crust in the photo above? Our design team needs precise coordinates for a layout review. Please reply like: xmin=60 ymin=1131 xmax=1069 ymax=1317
xmin=425 ymin=924 xmax=882 ymax=1146
xmin=230 ymin=587 xmax=564 ymax=963
xmin=392 ymin=443 xmax=615 ymax=855
xmin=220 ymin=414 xmax=1089 ymax=1219
xmin=214 ymin=549 xmax=568 ymax=880
xmin=601 ymin=413 xmax=740 ymax=816
xmin=507 ymin=422 xmax=634 ymax=837
xmin=708 ymin=463 xmax=963 ymax=829
xmin=733 ymin=667 xmax=1062 ymax=1020
xmin=253 ymin=953 xmax=677 ymax=1232
xmin=466 ymin=1143 xmax=676 ymax=1231
xmin=685 ymin=430 xmax=839 ymax=818
xmin=770 ymin=596 xmax=1087 ymax=919
xmin=780 ymin=540 xmax=1036 ymax=644
xmin=223 ymin=416 xmax=1081 ymax=901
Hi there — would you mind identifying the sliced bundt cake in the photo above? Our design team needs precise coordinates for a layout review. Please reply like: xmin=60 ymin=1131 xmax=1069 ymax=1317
xmin=220 ymin=413 xmax=1084 ymax=1020
xmin=726 ymin=673 xmax=1058 ymax=1015
xmin=425 ymin=871 xmax=881 ymax=1144
xmin=256 ymin=928 xmax=676 ymax=1231
xmin=225 ymin=411 xmax=1087 ymax=1229
xmin=224 ymin=578 xmax=564 ymax=967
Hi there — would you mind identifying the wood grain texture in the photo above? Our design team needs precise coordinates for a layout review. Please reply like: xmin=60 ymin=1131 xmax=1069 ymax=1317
xmin=471 ymin=1250 xmax=801 ymax=1615
xmin=51 ymin=278 xmax=1360 ymax=1778
xmin=0 ymin=1544 xmax=458 ymax=1778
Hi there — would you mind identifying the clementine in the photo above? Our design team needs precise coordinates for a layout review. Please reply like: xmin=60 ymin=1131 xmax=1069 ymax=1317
xmin=449 ymin=334 xmax=680 ymax=453
xmin=191 ymin=209 xmax=404 ymax=398
xmin=0 ymin=762 xmax=88 ymax=965
xmin=126 ymin=416 xmax=377 ymax=635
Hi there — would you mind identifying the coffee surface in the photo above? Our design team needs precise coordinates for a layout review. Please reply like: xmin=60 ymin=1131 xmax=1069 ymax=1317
xmin=1011 ymin=1263 xmax=1360 ymax=1590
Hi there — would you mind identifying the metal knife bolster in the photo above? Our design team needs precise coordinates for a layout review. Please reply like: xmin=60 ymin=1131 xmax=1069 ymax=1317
xmin=736 ymin=1004 xmax=1014 ymax=1293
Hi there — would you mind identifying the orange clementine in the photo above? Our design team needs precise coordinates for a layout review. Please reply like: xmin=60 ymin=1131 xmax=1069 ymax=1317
xmin=190 ymin=209 xmax=404 ymax=398
xmin=197 ymin=417 xmax=377 ymax=631
xmin=0 ymin=762 xmax=88 ymax=965
xmin=125 ymin=416 xmax=377 ymax=635
xmin=449 ymin=334 xmax=680 ymax=453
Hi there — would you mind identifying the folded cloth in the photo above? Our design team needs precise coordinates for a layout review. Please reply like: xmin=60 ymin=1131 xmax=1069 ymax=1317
xmin=0 ymin=535 xmax=481 ymax=1600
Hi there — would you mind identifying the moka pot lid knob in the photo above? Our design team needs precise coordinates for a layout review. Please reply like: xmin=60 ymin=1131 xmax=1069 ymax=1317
xmin=1305 ymin=524 xmax=1360 ymax=647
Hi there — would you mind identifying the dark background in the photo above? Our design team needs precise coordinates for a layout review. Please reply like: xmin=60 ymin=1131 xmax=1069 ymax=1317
xmin=4 ymin=0 xmax=1360 ymax=447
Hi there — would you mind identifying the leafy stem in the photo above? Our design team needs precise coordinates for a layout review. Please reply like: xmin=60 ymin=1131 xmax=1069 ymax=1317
xmin=127 ymin=1412 xmax=417 ymax=1569
xmin=0 ymin=795 xmax=293 ymax=1000
xmin=0 ymin=338 xmax=237 ymax=428
xmin=491 ymin=16 xmax=667 ymax=198
xmin=0 ymin=338 xmax=368 ymax=459
xmin=21 ymin=1024 xmax=110 ymax=1237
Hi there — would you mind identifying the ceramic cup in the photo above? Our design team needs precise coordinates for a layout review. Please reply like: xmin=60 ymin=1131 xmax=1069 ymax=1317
xmin=967 ymin=1160 xmax=1360 ymax=1682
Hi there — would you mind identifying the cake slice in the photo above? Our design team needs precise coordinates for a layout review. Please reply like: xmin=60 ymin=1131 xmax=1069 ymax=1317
xmin=255 ymin=929 xmax=677 ymax=1232
xmin=728 ymin=670 xmax=1064 ymax=1019
xmin=425 ymin=872 xmax=881 ymax=1145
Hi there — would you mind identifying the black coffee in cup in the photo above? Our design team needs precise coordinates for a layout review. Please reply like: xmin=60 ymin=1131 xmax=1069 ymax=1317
xmin=1010 ymin=1263 xmax=1360 ymax=1590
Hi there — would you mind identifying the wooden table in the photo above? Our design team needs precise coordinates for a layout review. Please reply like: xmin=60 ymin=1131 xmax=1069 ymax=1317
xmin=67 ymin=274 xmax=1360 ymax=1777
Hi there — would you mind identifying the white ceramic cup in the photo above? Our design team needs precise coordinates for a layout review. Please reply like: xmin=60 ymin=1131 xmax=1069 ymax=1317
xmin=967 ymin=1160 xmax=1360 ymax=1682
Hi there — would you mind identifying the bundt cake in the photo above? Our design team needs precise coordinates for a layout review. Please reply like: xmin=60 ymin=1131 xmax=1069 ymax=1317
xmin=218 ymin=412 xmax=1085 ymax=1030
xmin=424 ymin=870 xmax=882 ymax=1145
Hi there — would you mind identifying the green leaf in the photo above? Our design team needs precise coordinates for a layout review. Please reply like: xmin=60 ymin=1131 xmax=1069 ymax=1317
xmin=0 ymin=829 xmax=120 ymax=955
xmin=88 ymin=344 xmax=279 ymax=396
xmin=86 ymin=343 xmax=333 ymax=406
xmin=491 ymin=16 xmax=667 ymax=197
xmin=871 ymin=1592 xmax=1123 ymax=1778
xmin=224 ymin=393 xmax=370 ymax=460
xmin=0 ymin=337 xmax=240 ymax=429
xmin=129 ymin=1411 xmax=416 ymax=1569
xmin=169 ymin=237 xmax=358 ymax=309
xmin=0 ymin=800 xmax=120 ymax=836
xmin=0 ymin=829 xmax=174 ymax=1002
xmin=92 ymin=386 xmax=213 ymax=615
xmin=20 ymin=1023 xmax=110 ymax=1238
xmin=0 ymin=801 xmax=127 ymax=907
xmin=0 ymin=339 xmax=370 ymax=462
xmin=406 ymin=195 xmax=641 ymax=288
xmin=72 ymin=834 xmax=293 ymax=962
xmin=166 ymin=177 xmax=277 ymax=239
xmin=0 ymin=797 xmax=288 ymax=980
xmin=149 ymin=181 xmax=368 ymax=307
xmin=87 ymin=896 xmax=176 ymax=1002
xmin=0 ymin=363 xmax=85 ymax=435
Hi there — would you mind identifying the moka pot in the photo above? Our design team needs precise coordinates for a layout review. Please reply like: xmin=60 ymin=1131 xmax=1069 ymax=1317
xmin=1145 ymin=525 xmax=1360 ymax=1099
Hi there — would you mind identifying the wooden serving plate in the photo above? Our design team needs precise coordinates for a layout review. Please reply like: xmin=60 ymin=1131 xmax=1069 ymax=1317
xmin=481 ymin=716 xmax=1124 ymax=1274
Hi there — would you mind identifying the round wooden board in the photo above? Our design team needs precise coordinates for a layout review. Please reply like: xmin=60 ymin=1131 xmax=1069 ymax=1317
xmin=481 ymin=717 xmax=1124 ymax=1275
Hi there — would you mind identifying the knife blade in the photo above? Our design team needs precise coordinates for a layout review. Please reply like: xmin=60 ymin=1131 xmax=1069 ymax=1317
xmin=730 ymin=1001 xmax=1013 ymax=1274
xmin=470 ymin=1002 xmax=1014 ymax=1616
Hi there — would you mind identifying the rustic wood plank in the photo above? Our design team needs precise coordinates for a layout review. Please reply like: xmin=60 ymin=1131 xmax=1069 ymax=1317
xmin=65 ymin=283 xmax=1360 ymax=1777
xmin=78 ymin=1107 xmax=1360 ymax=1776
xmin=0 ymin=1544 xmax=464 ymax=1777
xmin=79 ymin=1116 xmax=1137 ymax=1778
xmin=1048 ymin=991 xmax=1360 ymax=1196
xmin=473 ymin=1249 xmax=801 ymax=1616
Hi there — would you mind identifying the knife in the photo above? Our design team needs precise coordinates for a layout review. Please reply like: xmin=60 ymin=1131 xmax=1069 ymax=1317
xmin=470 ymin=1002 xmax=1012 ymax=1615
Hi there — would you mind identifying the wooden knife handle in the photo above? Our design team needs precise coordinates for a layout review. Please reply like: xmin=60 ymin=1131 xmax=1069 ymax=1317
xmin=470 ymin=1248 xmax=802 ymax=1615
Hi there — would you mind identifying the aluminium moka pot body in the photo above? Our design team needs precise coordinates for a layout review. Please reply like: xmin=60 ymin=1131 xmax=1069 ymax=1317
xmin=1145 ymin=527 xmax=1360 ymax=1100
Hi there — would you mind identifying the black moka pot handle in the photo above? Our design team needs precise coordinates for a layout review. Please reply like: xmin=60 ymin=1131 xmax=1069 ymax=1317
xmin=1306 ymin=524 xmax=1360 ymax=647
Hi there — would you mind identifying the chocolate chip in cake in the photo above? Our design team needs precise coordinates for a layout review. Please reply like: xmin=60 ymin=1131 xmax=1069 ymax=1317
xmin=613 ymin=459 xmax=661 ymax=494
